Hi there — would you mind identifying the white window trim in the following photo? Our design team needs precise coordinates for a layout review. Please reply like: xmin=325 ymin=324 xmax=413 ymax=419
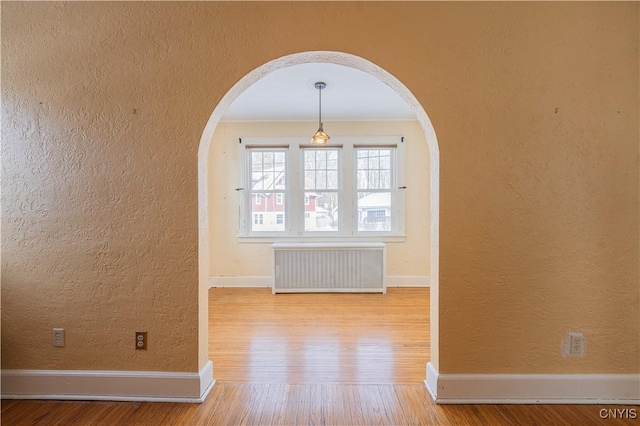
xmin=238 ymin=136 xmax=405 ymax=242
xmin=301 ymin=146 xmax=342 ymax=234
xmin=353 ymin=146 xmax=402 ymax=235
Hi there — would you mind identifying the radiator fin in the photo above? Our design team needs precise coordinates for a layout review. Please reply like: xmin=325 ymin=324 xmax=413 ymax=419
xmin=273 ymin=244 xmax=385 ymax=293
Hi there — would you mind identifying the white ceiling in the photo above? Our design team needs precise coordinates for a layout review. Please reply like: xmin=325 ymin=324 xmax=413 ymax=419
xmin=221 ymin=63 xmax=416 ymax=122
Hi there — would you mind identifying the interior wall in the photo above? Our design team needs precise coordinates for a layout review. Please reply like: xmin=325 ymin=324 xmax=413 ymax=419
xmin=2 ymin=2 xmax=638 ymax=375
xmin=208 ymin=120 xmax=430 ymax=278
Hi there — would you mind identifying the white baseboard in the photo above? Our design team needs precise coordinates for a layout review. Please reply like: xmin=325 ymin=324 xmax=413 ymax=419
xmin=386 ymin=276 xmax=430 ymax=287
xmin=209 ymin=276 xmax=271 ymax=288
xmin=425 ymin=362 xmax=640 ymax=404
xmin=208 ymin=275 xmax=429 ymax=288
xmin=1 ymin=360 xmax=215 ymax=403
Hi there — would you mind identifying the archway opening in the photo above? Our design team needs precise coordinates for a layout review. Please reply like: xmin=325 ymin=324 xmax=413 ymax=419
xmin=197 ymin=51 xmax=440 ymax=386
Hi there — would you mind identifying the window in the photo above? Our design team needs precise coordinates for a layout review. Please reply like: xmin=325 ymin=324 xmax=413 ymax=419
xmin=239 ymin=137 xmax=404 ymax=239
xmin=304 ymin=148 xmax=339 ymax=232
xmin=356 ymin=148 xmax=392 ymax=232
xmin=248 ymin=149 xmax=286 ymax=232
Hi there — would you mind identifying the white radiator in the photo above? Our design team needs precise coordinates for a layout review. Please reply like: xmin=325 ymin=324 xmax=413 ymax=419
xmin=271 ymin=242 xmax=386 ymax=294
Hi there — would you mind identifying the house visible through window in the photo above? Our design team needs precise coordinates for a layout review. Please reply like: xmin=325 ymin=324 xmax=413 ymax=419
xmin=248 ymin=149 xmax=286 ymax=232
xmin=239 ymin=137 xmax=404 ymax=239
xmin=304 ymin=148 xmax=339 ymax=232
xmin=356 ymin=148 xmax=392 ymax=232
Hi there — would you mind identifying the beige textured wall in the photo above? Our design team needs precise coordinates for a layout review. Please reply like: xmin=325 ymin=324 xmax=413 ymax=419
xmin=208 ymin=120 xmax=430 ymax=278
xmin=2 ymin=2 xmax=638 ymax=375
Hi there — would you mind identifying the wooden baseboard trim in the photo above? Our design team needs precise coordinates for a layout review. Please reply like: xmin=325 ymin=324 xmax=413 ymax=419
xmin=426 ymin=362 xmax=640 ymax=404
xmin=208 ymin=276 xmax=430 ymax=288
xmin=1 ymin=361 xmax=215 ymax=403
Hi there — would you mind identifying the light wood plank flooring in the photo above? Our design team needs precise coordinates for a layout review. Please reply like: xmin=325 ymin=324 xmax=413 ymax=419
xmin=3 ymin=384 xmax=635 ymax=425
xmin=209 ymin=288 xmax=429 ymax=384
xmin=2 ymin=288 xmax=636 ymax=425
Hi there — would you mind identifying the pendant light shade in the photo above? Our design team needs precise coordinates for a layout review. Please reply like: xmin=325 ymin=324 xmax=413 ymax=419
xmin=312 ymin=127 xmax=330 ymax=145
xmin=312 ymin=82 xmax=330 ymax=144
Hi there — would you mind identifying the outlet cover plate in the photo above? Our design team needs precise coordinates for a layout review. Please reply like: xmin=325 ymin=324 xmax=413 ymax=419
xmin=569 ymin=332 xmax=584 ymax=355
xmin=53 ymin=328 xmax=65 ymax=347
xmin=136 ymin=331 xmax=147 ymax=350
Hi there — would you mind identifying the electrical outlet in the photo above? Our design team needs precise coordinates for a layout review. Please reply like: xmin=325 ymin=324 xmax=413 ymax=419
xmin=569 ymin=332 xmax=584 ymax=355
xmin=53 ymin=328 xmax=65 ymax=347
xmin=136 ymin=331 xmax=147 ymax=350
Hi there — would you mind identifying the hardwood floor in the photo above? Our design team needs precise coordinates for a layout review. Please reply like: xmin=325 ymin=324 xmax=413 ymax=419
xmin=3 ymin=384 xmax=635 ymax=425
xmin=1 ymin=288 xmax=637 ymax=425
xmin=209 ymin=288 xmax=429 ymax=384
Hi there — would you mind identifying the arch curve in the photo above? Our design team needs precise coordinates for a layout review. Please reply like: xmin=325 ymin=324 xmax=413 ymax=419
xmin=197 ymin=50 xmax=440 ymax=376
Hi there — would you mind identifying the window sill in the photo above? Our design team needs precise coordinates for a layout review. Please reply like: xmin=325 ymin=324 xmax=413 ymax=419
xmin=237 ymin=235 xmax=406 ymax=244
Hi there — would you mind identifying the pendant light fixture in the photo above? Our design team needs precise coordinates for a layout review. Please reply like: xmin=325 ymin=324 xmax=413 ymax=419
xmin=311 ymin=82 xmax=330 ymax=145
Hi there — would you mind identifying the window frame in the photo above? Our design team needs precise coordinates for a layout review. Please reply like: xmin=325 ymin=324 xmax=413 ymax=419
xmin=238 ymin=136 xmax=405 ymax=242
xmin=354 ymin=146 xmax=397 ymax=234
xmin=301 ymin=146 xmax=342 ymax=234
xmin=240 ymin=145 xmax=289 ymax=235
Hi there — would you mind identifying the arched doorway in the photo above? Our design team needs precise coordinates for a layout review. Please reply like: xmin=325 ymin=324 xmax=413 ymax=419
xmin=197 ymin=51 xmax=440 ymax=386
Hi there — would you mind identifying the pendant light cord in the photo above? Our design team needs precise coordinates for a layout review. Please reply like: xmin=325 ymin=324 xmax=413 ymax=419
xmin=311 ymin=82 xmax=329 ymax=144
xmin=318 ymin=85 xmax=322 ymax=128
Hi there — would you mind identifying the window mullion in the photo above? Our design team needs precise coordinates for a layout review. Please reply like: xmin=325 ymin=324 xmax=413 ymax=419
xmin=289 ymin=144 xmax=301 ymax=235
xmin=342 ymin=141 xmax=354 ymax=235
